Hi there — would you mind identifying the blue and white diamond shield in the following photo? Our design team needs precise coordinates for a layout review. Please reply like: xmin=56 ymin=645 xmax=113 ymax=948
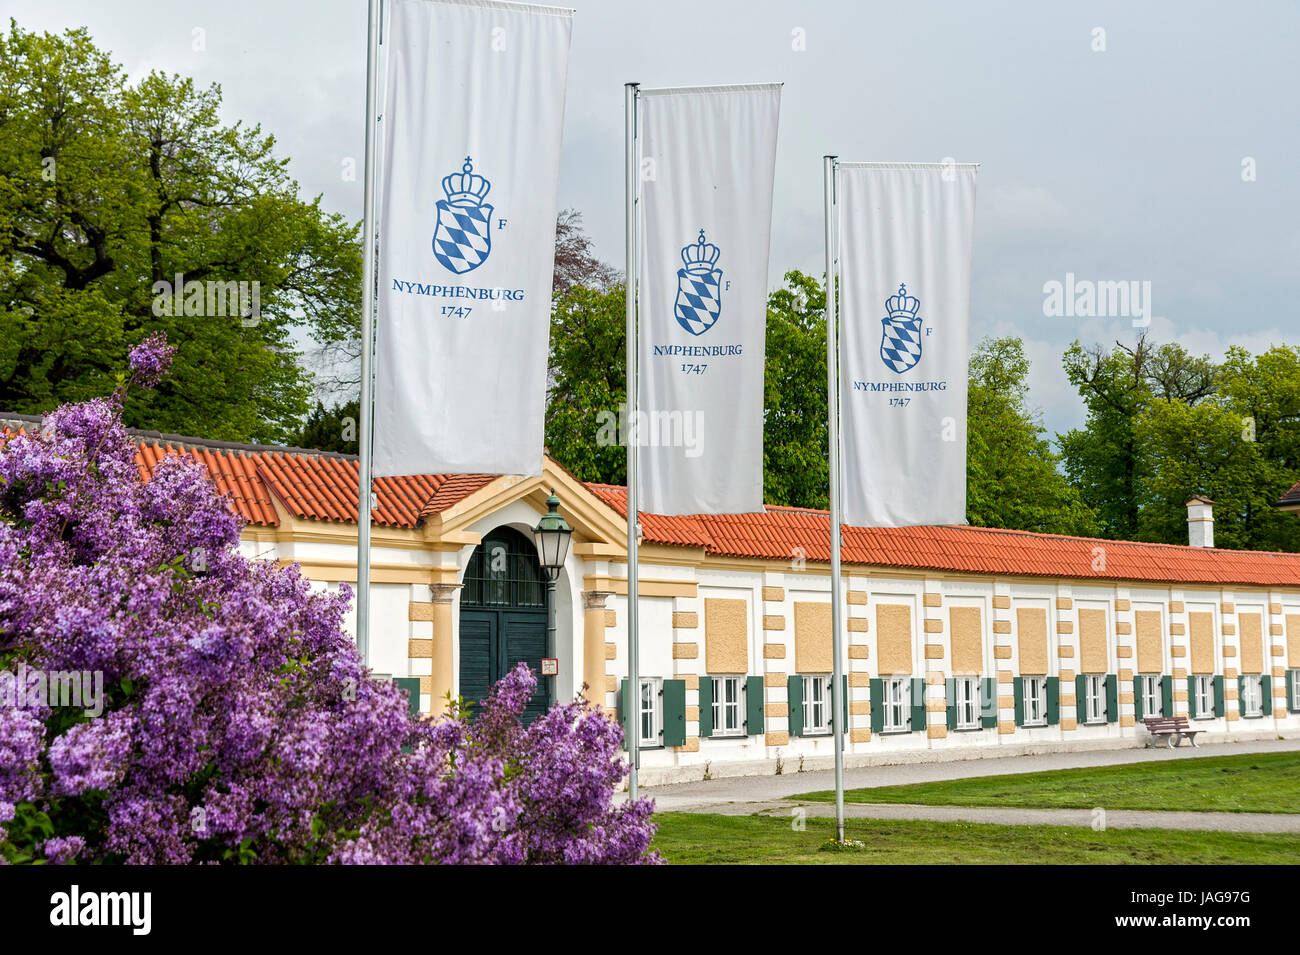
xmin=674 ymin=229 xmax=724 ymax=336
xmin=433 ymin=200 xmax=493 ymax=274
xmin=674 ymin=269 xmax=722 ymax=336
xmin=879 ymin=315 xmax=923 ymax=373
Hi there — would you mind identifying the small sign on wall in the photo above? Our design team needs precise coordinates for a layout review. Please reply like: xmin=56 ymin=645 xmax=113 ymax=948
xmin=540 ymin=658 xmax=559 ymax=677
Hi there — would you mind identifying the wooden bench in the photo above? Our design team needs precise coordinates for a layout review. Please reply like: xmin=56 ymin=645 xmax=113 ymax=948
xmin=1142 ymin=716 xmax=1200 ymax=748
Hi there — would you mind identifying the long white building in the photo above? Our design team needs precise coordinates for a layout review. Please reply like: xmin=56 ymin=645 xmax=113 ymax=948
xmin=67 ymin=420 xmax=1299 ymax=785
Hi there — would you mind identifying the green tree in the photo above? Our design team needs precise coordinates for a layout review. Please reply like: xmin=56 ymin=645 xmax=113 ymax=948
xmin=763 ymin=270 xmax=828 ymax=509
xmin=0 ymin=22 xmax=360 ymax=443
xmin=967 ymin=337 xmax=1098 ymax=535
xmin=1057 ymin=332 xmax=1216 ymax=539
xmin=1135 ymin=346 xmax=1300 ymax=551
xmin=292 ymin=400 xmax=359 ymax=454
xmin=543 ymin=283 xmax=628 ymax=484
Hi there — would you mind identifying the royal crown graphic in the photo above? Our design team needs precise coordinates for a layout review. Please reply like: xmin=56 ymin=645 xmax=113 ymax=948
xmin=674 ymin=229 xmax=724 ymax=336
xmin=432 ymin=156 xmax=494 ymax=274
xmin=879 ymin=283 xmax=924 ymax=373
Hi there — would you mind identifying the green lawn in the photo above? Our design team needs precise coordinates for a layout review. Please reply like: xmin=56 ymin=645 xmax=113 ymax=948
xmin=651 ymin=812 xmax=1300 ymax=864
xmin=797 ymin=751 xmax=1300 ymax=814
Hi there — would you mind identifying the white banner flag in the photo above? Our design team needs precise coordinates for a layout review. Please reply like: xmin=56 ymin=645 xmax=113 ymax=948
xmin=837 ymin=162 xmax=978 ymax=527
xmin=636 ymin=84 xmax=781 ymax=515
xmin=374 ymin=0 xmax=572 ymax=477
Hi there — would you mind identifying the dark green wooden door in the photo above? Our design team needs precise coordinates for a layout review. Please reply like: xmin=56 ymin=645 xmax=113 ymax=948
xmin=502 ymin=611 xmax=548 ymax=724
xmin=459 ymin=527 xmax=550 ymax=723
xmin=458 ymin=611 xmax=495 ymax=714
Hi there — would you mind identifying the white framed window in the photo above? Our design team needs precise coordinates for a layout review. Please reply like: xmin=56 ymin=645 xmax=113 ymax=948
xmin=1194 ymin=675 xmax=1214 ymax=719
xmin=955 ymin=676 xmax=980 ymax=729
xmin=1086 ymin=674 xmax=1106 ymax=724
xmin=1292 ymin=671 xmax=1300 ymax=710
xmin=883 ymin=676 xmax=910 ymax=732
xmin=1141 ymin=675 xmax=1162 ymax=718
xmin=638 ymin=677 xmax=661 ymax=747
xmin=711 ymin=676 xmax=743 ymax=737
xmin=1023 ymin=676 xmax=1047 ymax=726
xmin=1242 ymin=674 xmax=1263 ymax=718
xmin=803 ymin=675 xmax=832 ymax=735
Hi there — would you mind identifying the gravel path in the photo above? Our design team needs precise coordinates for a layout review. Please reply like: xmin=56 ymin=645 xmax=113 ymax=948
xmin=689 ymin=799 xmax=1300 ymax=833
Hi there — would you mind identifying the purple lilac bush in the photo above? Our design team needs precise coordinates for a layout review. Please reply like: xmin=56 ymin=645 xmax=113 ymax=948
xmin=0 ymin=334 xmax=657 ymax=864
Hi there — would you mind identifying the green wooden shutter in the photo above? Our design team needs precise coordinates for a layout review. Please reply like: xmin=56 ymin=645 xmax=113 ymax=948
xmin=1046 ymin=676 xmax=1060 ymax=725
xmin=910 ymin=677 xmax=926 ymax=733
xmin=394 ymin=677 xmax=421 ymax=754
xmin=1261 ymin=675 xmax=1272 ymax=716
xmin=982 ymin=677 xmax=997 ymax=729
xmin=618 ymin=678 xmax=632 ymax=750
xmin=698 ymin=676 xmax=714 ymax=738
xmin=870 ymin=678 xmax=884 ymax=734
xmin=745 ymin=676 xmax=764 ymax=736
xmin=1013 ymin=677 xmax=1025 ymax=727
xmin=393 ymin=677 xmax=421 ymax=718
xmin=945 ymin=678 xmax=958 ymax=731
xmin=1213 ymin=675 xmax=1225 ymax=717
xmin=1187 ymin=676 xmax=1198 ymax=719
xmin=1133 ymin=676 xmax=1144 ymax=720
xmin=840 ymin=675 xmax=849 ymax=735
xmin=662 ymin=679 xmax=686 ymax=746
xmin=1075 ymin=673 xmax=1087 ymax=721
xmin=787 ymin=674 xmax=804 ymax=737
xmin=1105 ymin=674 xmax=1119 ymax=723
xmin=1289 ymin=670 xmax=1297 ymax=713
xmin=1237 ymin=675 xmax=1246 ymax=717
xmin=1160 ymin=674 xmax=1173 ymax=717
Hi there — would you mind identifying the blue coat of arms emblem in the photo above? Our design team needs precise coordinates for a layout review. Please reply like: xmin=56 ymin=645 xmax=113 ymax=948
xmin=674 ymin=229 xmax=723 ymax=336
xmin=433 ymin=156 xmax=493 ymax=274
xmin=879 ymin=283 xmax=923 ymax=373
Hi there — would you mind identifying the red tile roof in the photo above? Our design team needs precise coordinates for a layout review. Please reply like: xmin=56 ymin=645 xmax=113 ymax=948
xmin=587 ymin=484 xmax=1300 ymax=588
xmin=1280 ymin=480 xmax=1300 ymax=505
xmin=135 ymin=441 xmax=281 ymax=526
xmin=1 ymin=415 xmax=494 ymax=530
xmin=586 ymin=484 xmax=717 ymax=549
xmin=5 ymin=413 xmax=1300 ymax=587
xmin=133 ymin=442 xmax=494 ymax=528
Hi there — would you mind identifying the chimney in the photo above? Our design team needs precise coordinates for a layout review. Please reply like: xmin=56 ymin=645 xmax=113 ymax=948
xmin=1186 ymin=496 xmax=1215 ymax=548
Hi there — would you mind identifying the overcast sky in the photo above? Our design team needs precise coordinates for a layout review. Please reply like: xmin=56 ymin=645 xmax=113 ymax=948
xmin=12 ymin=0 xmax=1299 ymax=438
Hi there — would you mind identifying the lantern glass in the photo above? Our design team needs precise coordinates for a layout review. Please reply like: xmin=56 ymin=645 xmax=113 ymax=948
xmin=532 ymin=490 xmax=572 ymax=578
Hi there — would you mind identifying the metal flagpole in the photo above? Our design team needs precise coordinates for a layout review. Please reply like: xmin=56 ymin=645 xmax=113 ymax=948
xmin=624 ymin=81 xmax=640 ymax=800
xmin=356 ymin=0 xmax=383 ymax=668
xmin=823 ymin=155 xmax=846 ymax=843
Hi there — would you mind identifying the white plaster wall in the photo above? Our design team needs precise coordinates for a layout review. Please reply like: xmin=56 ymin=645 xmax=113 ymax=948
xmin=365 ymin=583 xmax=409 ymax=679
xmin=237 ymin=538 xmax=278 ymax=562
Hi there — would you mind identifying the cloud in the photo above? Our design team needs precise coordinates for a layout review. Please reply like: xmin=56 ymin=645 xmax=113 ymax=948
xmin=981 ymin=184 xmax=1071 ymax=236
xmin=9 ymin=0 xmax=1297 ymax=428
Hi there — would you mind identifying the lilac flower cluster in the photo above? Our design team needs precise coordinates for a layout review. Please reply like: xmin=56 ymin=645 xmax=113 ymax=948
xmin=127 ymin=332 xmax=178 ymax=390
xmin=0 ymin=335 xmax=657 ymax=864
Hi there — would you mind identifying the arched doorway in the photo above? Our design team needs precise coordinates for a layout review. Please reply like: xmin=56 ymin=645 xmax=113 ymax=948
xmin=459 ymin=526 xmax=549 ymax=723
